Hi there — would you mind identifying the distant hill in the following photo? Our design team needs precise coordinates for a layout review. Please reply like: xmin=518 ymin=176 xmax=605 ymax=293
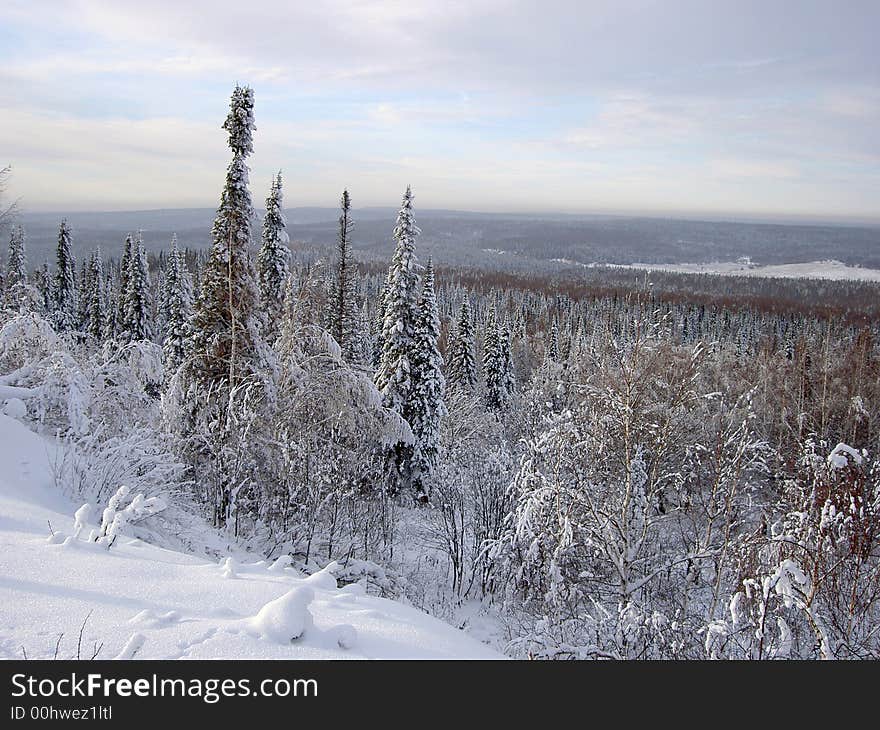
xmin=16 ymin=208 xmax=880 ymax=274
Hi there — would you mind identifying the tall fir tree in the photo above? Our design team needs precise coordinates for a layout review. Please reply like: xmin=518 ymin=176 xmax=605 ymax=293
xmin=483 ymin=304 xmax=511 ymax=410
xmin=7 ymin=224 xmax=26 ymax=289
xmin=375 ymin=185 xmax=421 ymax=410
xmin=4 ymin=224 xmax=28 ymax=309
xmin=53 ymin=219 xmax=78 ymax=331
xmin=84 ymin=250 xmax=106 ymax=340
xmin=375 ymin=186 xmax=423 ymax=491
xmin=446 ymin=293 xmax=477 ymax=392
xmin=115 ymin=234 xmax=133 ymax=337
xmin=103 ymin=262 xmax=117 ymax=339
xmin=121 ymin=232 xmax=153 ymax=341
xmin=161 ymin=235 xmax=194 ymax=374
xmin=329 ymin=189 xmax=359 ymax=360
xmin=257 ymin=171 xmax=289 ymax=341
xmin=409 ymin=259 xmax=446 ymax=496
xmin=185 ymin=85 xmax=267 ymax=411
xmin=497 ymin=315 xmax=515 ymax=405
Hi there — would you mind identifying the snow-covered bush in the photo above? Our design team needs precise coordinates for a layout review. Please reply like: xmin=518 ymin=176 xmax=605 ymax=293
xmin=709 ymin=440 xmax=880 ymax=659
xmin=94 ymin=485 xmax=168 ymax=548
xmin=0 ymin=312 xmax=59 ymax=372
xmin=53 ymin=425 xmax=188 ymax=505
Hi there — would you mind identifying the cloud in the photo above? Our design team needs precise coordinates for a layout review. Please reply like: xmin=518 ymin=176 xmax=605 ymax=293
xmin=1 ymin=1 xmax=878 ymax=218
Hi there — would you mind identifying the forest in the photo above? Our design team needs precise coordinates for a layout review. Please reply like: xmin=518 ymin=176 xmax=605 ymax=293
xmin=1 ymin=87 xmax=878 ymax=660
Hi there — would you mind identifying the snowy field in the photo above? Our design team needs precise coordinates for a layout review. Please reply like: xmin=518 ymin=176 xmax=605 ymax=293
xmin=616 ymin=259 xmax=880 ymax=281
xmin=0 ymin=412 xmax=501 ymax=660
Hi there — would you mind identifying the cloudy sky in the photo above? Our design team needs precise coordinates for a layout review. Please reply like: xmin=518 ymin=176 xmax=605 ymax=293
xmin=1 ymin=0 xmax=878 ymax=221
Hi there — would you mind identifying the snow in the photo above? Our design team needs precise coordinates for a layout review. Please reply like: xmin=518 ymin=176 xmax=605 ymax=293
xmin=2 ymin=397 xmax=28 ymax=419
xmin=617 ymin=259 xmax=880 ymax=282
xmin=828 ymin=442 xmax=863 ymax=468
xmin=0 ymin=414 xmax=502 ymax=660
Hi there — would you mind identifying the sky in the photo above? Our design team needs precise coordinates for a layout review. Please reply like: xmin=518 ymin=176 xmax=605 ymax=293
xmin=1 ymin=0 xmax=878 ymax=221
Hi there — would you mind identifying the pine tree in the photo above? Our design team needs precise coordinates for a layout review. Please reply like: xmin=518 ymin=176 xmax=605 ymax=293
xmin=329 ymin=189 xmax=359 ymax=360
xmin=161 ymin=235 xmax=193 ymax=374
xmin=409 ymin=259 xmax=446 ymax=496
xmin=53 ymin=219 xmax=78 ymax=331
xmin=446 ymin=293 xmax=477 ymax=392
xmin=257 ymin=171 xmax=289 ymax=340
xmin=84 ymin=250 xmax=105 ymax=339
xmin=185 ymin=85 xmax=267 ymax=408
xmin=121 ymin=232 xmax=153 ymax=341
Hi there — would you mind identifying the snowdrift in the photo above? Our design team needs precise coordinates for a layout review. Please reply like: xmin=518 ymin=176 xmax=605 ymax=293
xmin=0 ymin=413 xmax=501 ymax=660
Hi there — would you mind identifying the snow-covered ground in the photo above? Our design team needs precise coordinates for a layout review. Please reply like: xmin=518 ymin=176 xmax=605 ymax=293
xmin=0 ymin=413 xmax=502 ymax=660
xmin=615 ymin=259 xmax=880 ymax=281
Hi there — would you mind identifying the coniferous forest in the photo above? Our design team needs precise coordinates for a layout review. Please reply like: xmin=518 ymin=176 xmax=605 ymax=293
xmin=1 ymin=87 xmax=879 ymax=660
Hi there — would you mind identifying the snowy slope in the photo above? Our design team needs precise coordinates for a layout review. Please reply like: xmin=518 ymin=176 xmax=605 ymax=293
xmin=0 ymin=413 xmax=501 ymax=660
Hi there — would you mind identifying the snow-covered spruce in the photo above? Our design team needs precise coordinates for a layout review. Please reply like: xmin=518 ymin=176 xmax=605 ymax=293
xmin=257 ymin=171 xmax=289 ymax=342
xmin=328 ymin=189 xmax=360 ymax=362
xmin=408 ymin=259 xmax=446 ymax=497
xmin=447 ymin=294 xmax=478 ymax=393
xmin=52 ymin=219 xmax=78 ymax=332
xmin=160 ymin=235 xmax=193 ymax=375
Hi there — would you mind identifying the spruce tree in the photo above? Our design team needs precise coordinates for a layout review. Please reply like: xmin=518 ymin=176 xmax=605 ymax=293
xmin=446 ymin=294 xmax=477 ymax=392
xmin=103 ymin=262 xmax=118 ymax=339
xmin=53 ymin=219 xmax=78 ymax=331
xmin=375 ymin=185 xmax=421 ymax=411
xmin=122 ymin=232 xmax=153 ymax=341
xmin=84 ymin=250 xmax=106 ymax=340
xmin=185 ymin=85 xmax=267 ymax=409
xmin=4 ymin=224 xmax=28 ymax=309
xmin=161 ymin=235 xmax=193 ymax=374
xmin=329 ymin=189 xmax=359 ymax=360
xmin=115 ymin=234 xmax=133 ymax=337
xmin=257 ymin=171 xmax=289 ymax=340
xmin=483 ymin=305 xmax=508 ymax=410
xmin=7 ymin=224 xmax=26 ymax=289
xmin=498 ymin=315 xmax=515 ymax=405
xmin=375 ymin=186 xmax=423 ymax=491
xmin=409 ymin=259 xmax=446 ymax=496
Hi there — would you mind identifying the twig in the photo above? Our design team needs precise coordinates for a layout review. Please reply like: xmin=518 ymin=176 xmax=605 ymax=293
xmin=90 ymin=641 xmax=104 ymax=660
xmin=47 ymin=520 xmax=54 ymax=536
xmin=76 ymin=610 xmax=93 ymax=660
xmin=53 ymin=633 xmax=64 ymax=660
